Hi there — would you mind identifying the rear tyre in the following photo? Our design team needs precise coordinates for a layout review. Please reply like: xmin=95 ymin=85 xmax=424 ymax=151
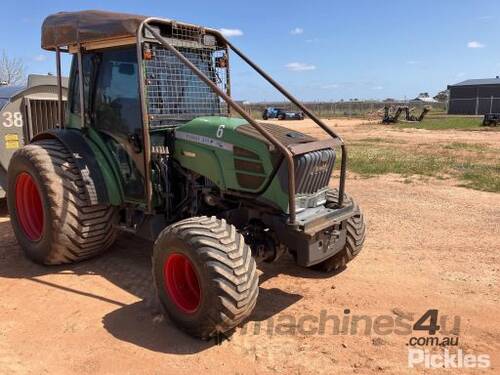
xmin=313 ymin=189 xmax=366 ymax=273
xmin=153 ymin=216 xmax=259 ymax=339
xmin=7 ymin=139 xmax=118 ymax=265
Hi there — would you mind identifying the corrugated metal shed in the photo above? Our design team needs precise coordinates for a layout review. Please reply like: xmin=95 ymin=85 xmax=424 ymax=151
xmin=447 ymin=77 xmax=500 ymax=115
xmin=449 ymin=77 xmax=500 ymax=87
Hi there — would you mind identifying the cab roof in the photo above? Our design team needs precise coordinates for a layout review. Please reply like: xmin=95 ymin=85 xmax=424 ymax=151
xmin=41 ymin=10 xmax=148 ymax=51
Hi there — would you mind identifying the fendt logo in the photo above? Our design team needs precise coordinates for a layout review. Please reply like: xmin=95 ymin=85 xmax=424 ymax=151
xmin=311 ymin=162 xmax=329 ymax=174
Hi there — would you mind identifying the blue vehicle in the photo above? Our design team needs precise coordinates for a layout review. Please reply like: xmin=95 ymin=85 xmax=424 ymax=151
xmin=262 ymin=106 xmax=304 ymax=120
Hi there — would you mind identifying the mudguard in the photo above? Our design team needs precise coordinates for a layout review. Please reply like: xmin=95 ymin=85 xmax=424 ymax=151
xmin=32 ymin=129 xmax=122 ymax=206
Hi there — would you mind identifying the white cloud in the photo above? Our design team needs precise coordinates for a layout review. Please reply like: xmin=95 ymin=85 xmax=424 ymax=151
xmin=285 ymin=62 xmax=316 ymax=71
xmin=371 ymin=86 xmax=384 ymax=90
xmin=33 ymin=54 xmax=47 ymax=62
xmin=218 ymin=28 xmax=243 ymax=37
xmin=456 ymin=72 xmax=466 ymax=78
xmin=406 ymin=60 xmax=420 ymax=65
xmin=290 ymin=27 xmax=304 ymax=35
xmin=305 ymin=38 xmax=319 ymax=43
xmin=467 ymin=41 xmax=485 ymax=48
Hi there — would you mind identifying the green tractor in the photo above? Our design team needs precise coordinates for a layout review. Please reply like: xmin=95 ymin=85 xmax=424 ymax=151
xmin=7 ymin=10 xmax=366 ymax=339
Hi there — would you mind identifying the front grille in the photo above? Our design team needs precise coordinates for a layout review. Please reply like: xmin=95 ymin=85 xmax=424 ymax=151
xmin=25 ymin=99 xmax=65 ymax=139
xmin=295 ymin=148 xmax=335 ymax=194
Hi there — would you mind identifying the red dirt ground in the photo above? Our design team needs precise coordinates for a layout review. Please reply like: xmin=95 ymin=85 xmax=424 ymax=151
xmin=0 ymin=119 xmax=498 ymax=374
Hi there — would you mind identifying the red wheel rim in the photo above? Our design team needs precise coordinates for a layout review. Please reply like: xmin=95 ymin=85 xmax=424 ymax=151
xmin=15 ymin=172 xmax=44 ymax=241
xmin=163 ymin=253 xmax=201 ymax=313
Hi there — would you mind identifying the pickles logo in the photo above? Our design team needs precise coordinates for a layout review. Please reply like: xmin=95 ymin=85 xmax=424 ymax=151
xmin=408 ymin=349 xmax=490 ymax=369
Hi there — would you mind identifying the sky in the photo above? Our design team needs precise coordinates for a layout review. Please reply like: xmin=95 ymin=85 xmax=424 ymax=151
xmin=1 ymin=0 xmax=499 ymax=101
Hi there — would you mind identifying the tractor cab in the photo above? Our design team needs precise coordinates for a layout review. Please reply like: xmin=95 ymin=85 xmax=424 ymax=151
xmin=49 ymin=14 xmax=231 ymax=204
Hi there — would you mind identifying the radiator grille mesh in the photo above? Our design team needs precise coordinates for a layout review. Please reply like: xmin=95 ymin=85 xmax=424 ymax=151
xmin=294 ymin=149 xmax=335 ymax=194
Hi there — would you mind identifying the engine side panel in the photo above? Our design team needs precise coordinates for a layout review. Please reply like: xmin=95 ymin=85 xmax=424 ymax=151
xmin=174 ymin=116 xmax=277 ymax=193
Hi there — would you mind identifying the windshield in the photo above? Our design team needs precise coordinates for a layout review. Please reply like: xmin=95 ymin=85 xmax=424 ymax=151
xmin=144 ymin=45 xmax=228 ymax=127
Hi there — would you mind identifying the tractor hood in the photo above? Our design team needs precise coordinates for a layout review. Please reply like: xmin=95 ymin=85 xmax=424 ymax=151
xmin=175 ymin=116 xmax=316 ymax=152
xmin=173 ymin=116 xmax=334 ymax=213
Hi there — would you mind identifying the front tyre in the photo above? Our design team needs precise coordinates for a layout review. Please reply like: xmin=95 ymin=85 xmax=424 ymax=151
xmin=153 ymin=216 xmax=259 ymax=339
xmin=313 ymin=189 xmax=366 ymax=272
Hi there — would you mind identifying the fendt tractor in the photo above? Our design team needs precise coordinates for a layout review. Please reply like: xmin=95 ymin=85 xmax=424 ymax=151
xmin=7 ymin=11 xmax=366 ymax=339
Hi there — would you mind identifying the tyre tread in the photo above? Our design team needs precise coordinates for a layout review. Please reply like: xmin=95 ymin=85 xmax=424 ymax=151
xmin=12 ymin=139 xmax=117 ymax=265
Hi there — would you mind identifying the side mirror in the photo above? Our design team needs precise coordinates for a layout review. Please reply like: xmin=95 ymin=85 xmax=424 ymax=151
xmin=215 ymin=55 xmax=228 ymax=68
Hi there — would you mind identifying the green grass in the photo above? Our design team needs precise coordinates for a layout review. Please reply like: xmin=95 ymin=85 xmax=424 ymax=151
xmin=356 ymin=137 xmax=407 ymax=144
xmin=347 ymin=147 xmax=451 ymax=176
xmin=443 ymin=142 xmax=495 ymax=153
xmin=458 ymin=163 xmax=500 ymax=192
xmin=342 ymin=144 xmax=500 ymax=193
xmin=395 ymin=117 xmax=482 ymax=130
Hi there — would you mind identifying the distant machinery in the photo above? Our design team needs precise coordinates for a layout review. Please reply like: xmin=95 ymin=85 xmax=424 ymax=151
xmin=482 ymin=113 xmax=499 ymax=126
xmin=381 ymin=105 xmax=431 ymax=124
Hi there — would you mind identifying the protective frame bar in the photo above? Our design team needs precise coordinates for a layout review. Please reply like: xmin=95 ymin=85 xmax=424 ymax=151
xmin=76 ymin=46 xmax=86 ymax=129
xmin=55 ymin=47 xmax=64 ymax=128
xmin=139 ymin=20 xmax=347 ymax=225
xmin=50 ymin=16 xmax=348 ymax=224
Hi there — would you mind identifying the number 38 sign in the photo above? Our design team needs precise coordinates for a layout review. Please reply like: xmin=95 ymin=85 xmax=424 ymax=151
xmin=2 ymin=112 xmax=23 ymax=128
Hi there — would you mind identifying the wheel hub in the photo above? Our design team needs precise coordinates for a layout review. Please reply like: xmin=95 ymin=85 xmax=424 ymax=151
xmin=163 ymin=253 xmax=201 ymax=313
xmin=15 ymin=172 xmax=44 ymax=241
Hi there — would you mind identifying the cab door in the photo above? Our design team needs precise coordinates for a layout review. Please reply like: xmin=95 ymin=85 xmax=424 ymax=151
xmin=91 ymin=47 xmax=146 ymax=203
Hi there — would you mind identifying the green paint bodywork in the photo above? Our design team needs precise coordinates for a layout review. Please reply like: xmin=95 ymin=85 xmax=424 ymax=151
xmin=174 ymin=116 xmax=289 ymax=211
xmin=85 ymin=128 xmax=125 ymax=206
xmin=57 ymin=115 xmax=291 ymax=212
